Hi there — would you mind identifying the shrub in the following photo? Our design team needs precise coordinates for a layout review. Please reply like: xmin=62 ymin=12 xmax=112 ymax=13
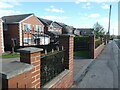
xmin=74 ymin=36 xmax=90 ymax=51
xmin=95 ymin=39 xmax=102 ymax=48
xmin=74 ymin=36 xmax=90 ymax=43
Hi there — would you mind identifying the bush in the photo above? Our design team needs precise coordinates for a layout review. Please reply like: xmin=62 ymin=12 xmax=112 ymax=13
xmin=95 ymin=39 xmax=102 ymax=48
xmin=74 ymin=36 xmax=90 ymax=43
xmin=74 ymin=36 xmax=90 ymax=51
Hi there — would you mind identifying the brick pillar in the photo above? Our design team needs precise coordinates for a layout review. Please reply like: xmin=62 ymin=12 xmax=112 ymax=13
xmin=90 ymin=35 xmax=95 ymax=59
xmin=18 ymin=47 xmax=43 ymax=88
xmin=59 ymin=34 xmax=74 ymax=71
xmin=59 ymin=34 xmax=74 ymax=87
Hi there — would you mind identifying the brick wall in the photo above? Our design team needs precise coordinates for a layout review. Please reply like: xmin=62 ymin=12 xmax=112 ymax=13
xmin=2 ymin=69 xmax=33 ymax=88
xmin=89 ymin=36 xmax=95 ymax=59
xmin=19 ymin=48 xmax=43 ymax=88
xmin=1 ymin=34 xmax=74 ymax=89
xmin=51 ymin=71 xmax=73 ymax=88
xmin=94 ymin=43 xmax=105 ymax=59
xmin=90 ymin=35 xmax=106 ymax=59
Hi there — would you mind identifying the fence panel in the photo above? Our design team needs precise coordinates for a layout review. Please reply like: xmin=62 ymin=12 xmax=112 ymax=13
xmin=40 ymin=50 xmax=66 ymax=87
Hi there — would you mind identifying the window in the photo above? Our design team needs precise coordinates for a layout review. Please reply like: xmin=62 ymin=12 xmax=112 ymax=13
xmin=49 ymin=26 xmax=54 ymax=31
xmin=23 ymin=24 xmax=30 ymax=31
xmin=36 ymin=25 xmax=41 ymax=32
xmin=24 ymin=38 xmax=31 ymax=44
xmin=50 ymin=27 xmax=53 ymax=30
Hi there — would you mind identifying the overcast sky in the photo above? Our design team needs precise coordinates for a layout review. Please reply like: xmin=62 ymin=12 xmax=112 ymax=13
xmin=0 ymin=0 xmax=119 ymax=35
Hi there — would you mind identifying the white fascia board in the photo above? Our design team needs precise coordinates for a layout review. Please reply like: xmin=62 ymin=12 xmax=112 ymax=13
xmin=35 ymin=16 xmax=45 ymax=27
xmin=19 ymin=14 xmax=34 ymax=23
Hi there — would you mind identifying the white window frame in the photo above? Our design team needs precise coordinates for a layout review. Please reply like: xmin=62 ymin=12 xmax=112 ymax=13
xmin=23 ymin=23 xmax=31 ymax=31
xmin=36 ymin=25 xmax=42 ymax=32
xmin=23 ymin=38 xmax=31 ymax=44
xmin=49 ymin=25 xmax=54 ymax=31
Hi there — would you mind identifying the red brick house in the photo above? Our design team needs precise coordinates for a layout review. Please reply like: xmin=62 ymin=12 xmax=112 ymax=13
xmin=2 ymin=14 xmax=47 ymax=50
xmin=55 ymin=22 xmax=74 ymax=34
xmin=37 ymin=18 xmax=62 ymax=43
xmin=0 ymin=19 xmax=4 ymax=54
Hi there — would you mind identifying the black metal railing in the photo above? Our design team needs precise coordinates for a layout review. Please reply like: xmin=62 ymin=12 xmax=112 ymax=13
xmin=40 ymin=50 xmax=66 ymax=87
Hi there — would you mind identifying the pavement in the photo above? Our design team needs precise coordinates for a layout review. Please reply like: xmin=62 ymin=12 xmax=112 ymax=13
xmin=73 ymin=59 xmax=94 ymax=85
xmin=72 ymin=40 xmax=119 ymax=88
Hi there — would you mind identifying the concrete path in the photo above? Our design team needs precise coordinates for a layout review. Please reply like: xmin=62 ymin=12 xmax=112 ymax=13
xmin=72 ymin=40 xmax=119 ymax=88
xmin=73 ymin=59 xmax=93 ymax=83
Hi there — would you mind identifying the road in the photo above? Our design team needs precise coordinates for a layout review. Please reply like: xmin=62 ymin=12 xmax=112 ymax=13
xmin=72 ymin=40 xmax=119 ymax=88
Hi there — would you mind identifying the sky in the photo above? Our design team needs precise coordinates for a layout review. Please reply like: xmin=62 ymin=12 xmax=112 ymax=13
xmin=0 ymin=0 xmax=119 ymax=35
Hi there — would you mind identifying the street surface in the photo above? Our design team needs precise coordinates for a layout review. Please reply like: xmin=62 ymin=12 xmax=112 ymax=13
xmin=72 ymin=40 xmax=119 ymax=88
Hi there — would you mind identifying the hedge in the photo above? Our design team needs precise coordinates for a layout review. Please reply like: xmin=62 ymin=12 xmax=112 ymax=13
xmin=95 ymin=39 xmax=102 ymax=48
xmin=74 ymin=36 xmax=90 ymax=51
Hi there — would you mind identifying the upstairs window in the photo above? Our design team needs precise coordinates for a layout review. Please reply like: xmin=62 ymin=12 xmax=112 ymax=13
xmin=36 ymin=25 xmax=42 ymax=32
xmin=23 ymin=24 xmax=30 ymax=31
xmin=50 ymin=26 xmax=53 ymax=30
xmin=49 ymin=26 xmax=54 ymax=31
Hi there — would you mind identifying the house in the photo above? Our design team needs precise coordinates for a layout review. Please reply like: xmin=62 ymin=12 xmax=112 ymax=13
xmin=74 ymin=28 xmax=80 ymax=36
xmin=74 ymin=28 xmax=94 ymax=36
xmin=38 ymin=18 xmax=62 ymax=43
xmin=48 ymin=22 xmax=62 ymax=35
xmin=0 ymin=19 xmax=4 ymax=54
xmin=37 ymin=18 xmax=52 ymax=34
xmin=54 ymin=22 xmax=67 ymax=34
xmin=37 ymin=18 xmax=62 ymax=35
xmin=2 ymin=13 xmax=50 ymax=50
xmin=55 ymin=22 xmax=74 ymax=34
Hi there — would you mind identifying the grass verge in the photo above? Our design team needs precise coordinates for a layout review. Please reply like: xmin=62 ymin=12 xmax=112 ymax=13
xmin=0 ymin=53 xmax=20 ymax=59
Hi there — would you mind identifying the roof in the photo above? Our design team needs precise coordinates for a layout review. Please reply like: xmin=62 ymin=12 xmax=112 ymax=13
xmin=76 ymin=28 xmax=94 ymax=31
xmin=2 ymin=14 xmax=33 ymax=23
xmin=51 ymin=22 xmax=62 ymax=29
xmin=75 ymin=28 xmax=94 ymax=35
xmin=0 ymin=18 xmax=3 ymax=22
xmin=37 ymin=17 xmax=53 ymax=26
xmin=37 ymin=18 xmax=62 ymax=29
xmin=54 ymin=22 xmax=67 ymax=28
